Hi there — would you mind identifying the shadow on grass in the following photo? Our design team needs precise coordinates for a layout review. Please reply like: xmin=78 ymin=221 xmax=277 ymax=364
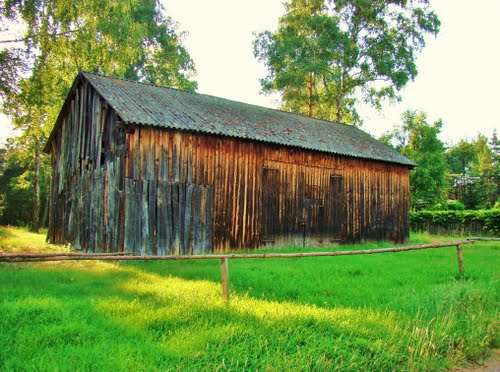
xmin=0 ymin=261 xmax=445 ymax=370
xmin=1 ymin=239 xmax=497 ymax=370
xmin=118 ymin=247 xmax=464 ymax=313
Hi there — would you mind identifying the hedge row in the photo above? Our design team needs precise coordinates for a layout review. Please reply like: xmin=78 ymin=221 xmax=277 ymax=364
xmin=410 ymin=209 xmax=500 ymax=236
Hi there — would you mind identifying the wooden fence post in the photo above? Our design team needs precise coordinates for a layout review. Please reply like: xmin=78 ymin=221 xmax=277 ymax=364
xmin=456 ymin=244 xmax=464 ymax=279
xmin=220 ymin=257 xmax=229 ymax=303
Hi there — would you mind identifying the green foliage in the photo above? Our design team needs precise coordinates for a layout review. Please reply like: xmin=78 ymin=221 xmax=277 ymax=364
xmin=470 ymin=136 xmax=498 ymax=208
xmin=254 ymin=0 xmax=440 ymax=124
xmin=383 ymin=110 xmax=448 ymax=209
xmin=0 ymin=227 xmax=498 ymax=370
xmin=446 ymin=140 xmax=477 ymax=174
xmin=0 ymin=49 xmax=26 ymax=101
xmin=410 ymin=209 xmax=500 ymax=236
xmin=0 ymin=0 xmax=197 ymax=228
xmin=445 ymin=199 xmax=465 ymax=210
xmin=446 ymin=134 xmax=499 ymax=209
xmin=433 ymin=200 xmax=465 ymax=211
xmin=382 ymin=117 xmax=498 ymax=211
xmin=0 ymin=143 xmax=51 ymax=226
xmin=1 ymin=0 xmax=197 ymax=129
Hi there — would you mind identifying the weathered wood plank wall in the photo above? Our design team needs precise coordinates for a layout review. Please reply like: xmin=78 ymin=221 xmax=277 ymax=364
xmin=124 ymin=127 xmax=410 ymax=250
xmin=47 ymin=80 xmax=410 ymax=254
xmin=47 ymin=79 xmax=127 ymax=253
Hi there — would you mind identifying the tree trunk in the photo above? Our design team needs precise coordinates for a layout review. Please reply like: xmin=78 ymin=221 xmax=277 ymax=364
xmin=41 ymin=169 xmax=50 ymax=228
xmin=307 ymin=73 xmax=314 ymax=117
xmin=335 ymin=95 xmax=342 ymax=122
xmin=31 ymin=138 xmax=41 ymax=233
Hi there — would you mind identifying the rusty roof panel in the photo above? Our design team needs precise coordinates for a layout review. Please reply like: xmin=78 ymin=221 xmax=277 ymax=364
xmin=82 ymin=72 xmax=414 ymax=166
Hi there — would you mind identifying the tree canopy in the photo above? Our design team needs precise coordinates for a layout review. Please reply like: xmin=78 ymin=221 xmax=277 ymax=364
xmin=0 ymin=0 xmax=197 ymax=230
xmin=446 ymin=135 xmax=498 ymax=209
xmin=254 ymin=0 xmax=440 ymax=124
xmin=1 ymin=0 xmax=197 ymax=127
xmin=381 ymin=110 xmax=448 ymax=209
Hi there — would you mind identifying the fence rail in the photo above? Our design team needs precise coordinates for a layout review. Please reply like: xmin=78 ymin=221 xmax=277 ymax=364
xmin=0 ymin=240 xmax=474 ymax=302
xmin=0 ymin=251 xmax=132 ymax=259
xmin=467 ymin=237 xmax=500 ymax=241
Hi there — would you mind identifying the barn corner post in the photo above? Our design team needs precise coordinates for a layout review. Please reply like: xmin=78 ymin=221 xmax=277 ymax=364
xmin=220 ymin=257 xmax=230 ymax=303
xmin=456 ymin=244 xmax=464 ymax=279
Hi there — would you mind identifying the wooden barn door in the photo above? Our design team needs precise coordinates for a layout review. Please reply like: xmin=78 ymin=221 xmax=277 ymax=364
xmin=261 ymin=167 xmax=280 ymax=243
xmin=261 ymin=164 xmax=345 ymax=245
xmin=328 ymin=175 xmax=345 ymax=241
xmin=299 ymin=171 xmax=345 ymax=244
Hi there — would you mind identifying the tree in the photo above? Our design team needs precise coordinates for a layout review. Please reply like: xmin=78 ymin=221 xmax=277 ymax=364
xmin=470 ymin=135 xmax=497 ymax=208
xmin=0 ymin=49 xmax=25 ymax=101
xmin=382 ymin=110 xmax=447 ymax=209
xmin=0 ymin=140 xmax=50 ymax=226
xmin=0 ymin=0 xmax=197 ymax=230
xmin=490 ymin=129 xmax=499 ymax=176
xmin=491 ymin=129 xmax=500 ymax=207
xmin=446 ymin=140 xmax=476 ymax=175
xmin=445 ymin=135 xmax=498 ymax=209
xmin=254 ymin=0 xmax=440 ymax=124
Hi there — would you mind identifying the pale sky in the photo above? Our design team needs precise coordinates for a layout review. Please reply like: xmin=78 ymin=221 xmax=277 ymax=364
xmin=1 ymin=0 xmax=499 ymax=145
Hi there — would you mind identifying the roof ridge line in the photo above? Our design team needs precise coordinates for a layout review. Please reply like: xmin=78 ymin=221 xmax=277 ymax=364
xmin=81 ymin=71 xmax=358 ymax=130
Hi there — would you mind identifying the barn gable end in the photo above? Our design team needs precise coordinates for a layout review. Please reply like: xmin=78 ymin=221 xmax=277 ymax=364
xmin=46 ymin=73 xmax=412 ymax=254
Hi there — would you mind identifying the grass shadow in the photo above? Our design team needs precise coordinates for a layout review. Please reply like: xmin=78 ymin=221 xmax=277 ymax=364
xmin=0 ymin=261 xmax=459 ymax=370
xmin=0 ymin=230 xmax=497 ymax=369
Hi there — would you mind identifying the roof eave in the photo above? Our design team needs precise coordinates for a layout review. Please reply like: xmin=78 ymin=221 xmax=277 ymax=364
xmin=123 ymin=120 xmax=416 ymax=168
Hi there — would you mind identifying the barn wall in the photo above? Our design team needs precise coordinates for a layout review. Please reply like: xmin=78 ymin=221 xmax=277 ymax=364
xmin=124 ymin=126 xmax=410 ymax=251
xmin=48 ymin=81 xmax=410 ymax=254
xmin=47 ymin=80 xmax=127 ymax=252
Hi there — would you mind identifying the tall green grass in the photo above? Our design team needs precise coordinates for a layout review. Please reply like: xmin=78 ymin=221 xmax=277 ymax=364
xmin=0 ymin=226 xmax=67 ymax=253
xmin=0 ymin=227 xmax=498 ymax=370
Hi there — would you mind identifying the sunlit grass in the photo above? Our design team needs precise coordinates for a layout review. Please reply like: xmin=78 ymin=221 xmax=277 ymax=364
xmin=0 ymin=226 xmax=498 ymax=370
xmin=0 ymin=225 xmax=67 ymax=253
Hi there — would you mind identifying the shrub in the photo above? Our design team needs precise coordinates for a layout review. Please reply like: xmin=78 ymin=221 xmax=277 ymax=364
xmin=410 ymin=209 xmax=500 ymax=236
xmin=445 ymin=200 xmax=465 ymax=211
xmin=431 ymin=200 xmax=465 ymax=211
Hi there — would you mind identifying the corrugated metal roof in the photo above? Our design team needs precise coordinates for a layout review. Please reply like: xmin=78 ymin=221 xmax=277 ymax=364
xmin=81 ymin=72 xmax=413 ymax=166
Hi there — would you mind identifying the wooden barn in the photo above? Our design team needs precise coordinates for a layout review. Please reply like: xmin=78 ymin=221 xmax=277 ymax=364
xmin=45 ymin=72 xmax=414 ymax=255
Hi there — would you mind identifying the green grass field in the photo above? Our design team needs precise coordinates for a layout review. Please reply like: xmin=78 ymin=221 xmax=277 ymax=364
xmin=0 ymin=226 xmax=498 ymax=371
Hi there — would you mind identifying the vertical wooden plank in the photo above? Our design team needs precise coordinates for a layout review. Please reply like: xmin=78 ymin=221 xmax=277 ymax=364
xmin=133 ymin=129 xmax=140 ymax=179
xmin=192 ymin=185 xmax=202 ymax=254
xmin=165 ymin=182 xmax=173 ymax=253
xmin=148 ymin=179 xmax=157 ymax=255
xmin=124 ymin=178 xmax=132 ymax=253
xmin=178 ymin=182 xmax=186 ymax=254
xmin=172 ymin=183 xmax=181 ymax=255
xmin=184 ymin=183 xmax=194 ymax=254
xmin=157 ymin=181 xmax=168 ymax=255
xmin=160 ymin=147 xmax=168 ymax=181
xmin=95 ymin=169 xmax=104 ymax=252
xmin=205 ymin=185 xmax=214 ymax=253
xmin=141 ymin=180 xmax=149 ymax=256
xmin=173 ymin=140 xmax=180 ymax=182
xmin=124 ymin=179 xmax=141 ymax=254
